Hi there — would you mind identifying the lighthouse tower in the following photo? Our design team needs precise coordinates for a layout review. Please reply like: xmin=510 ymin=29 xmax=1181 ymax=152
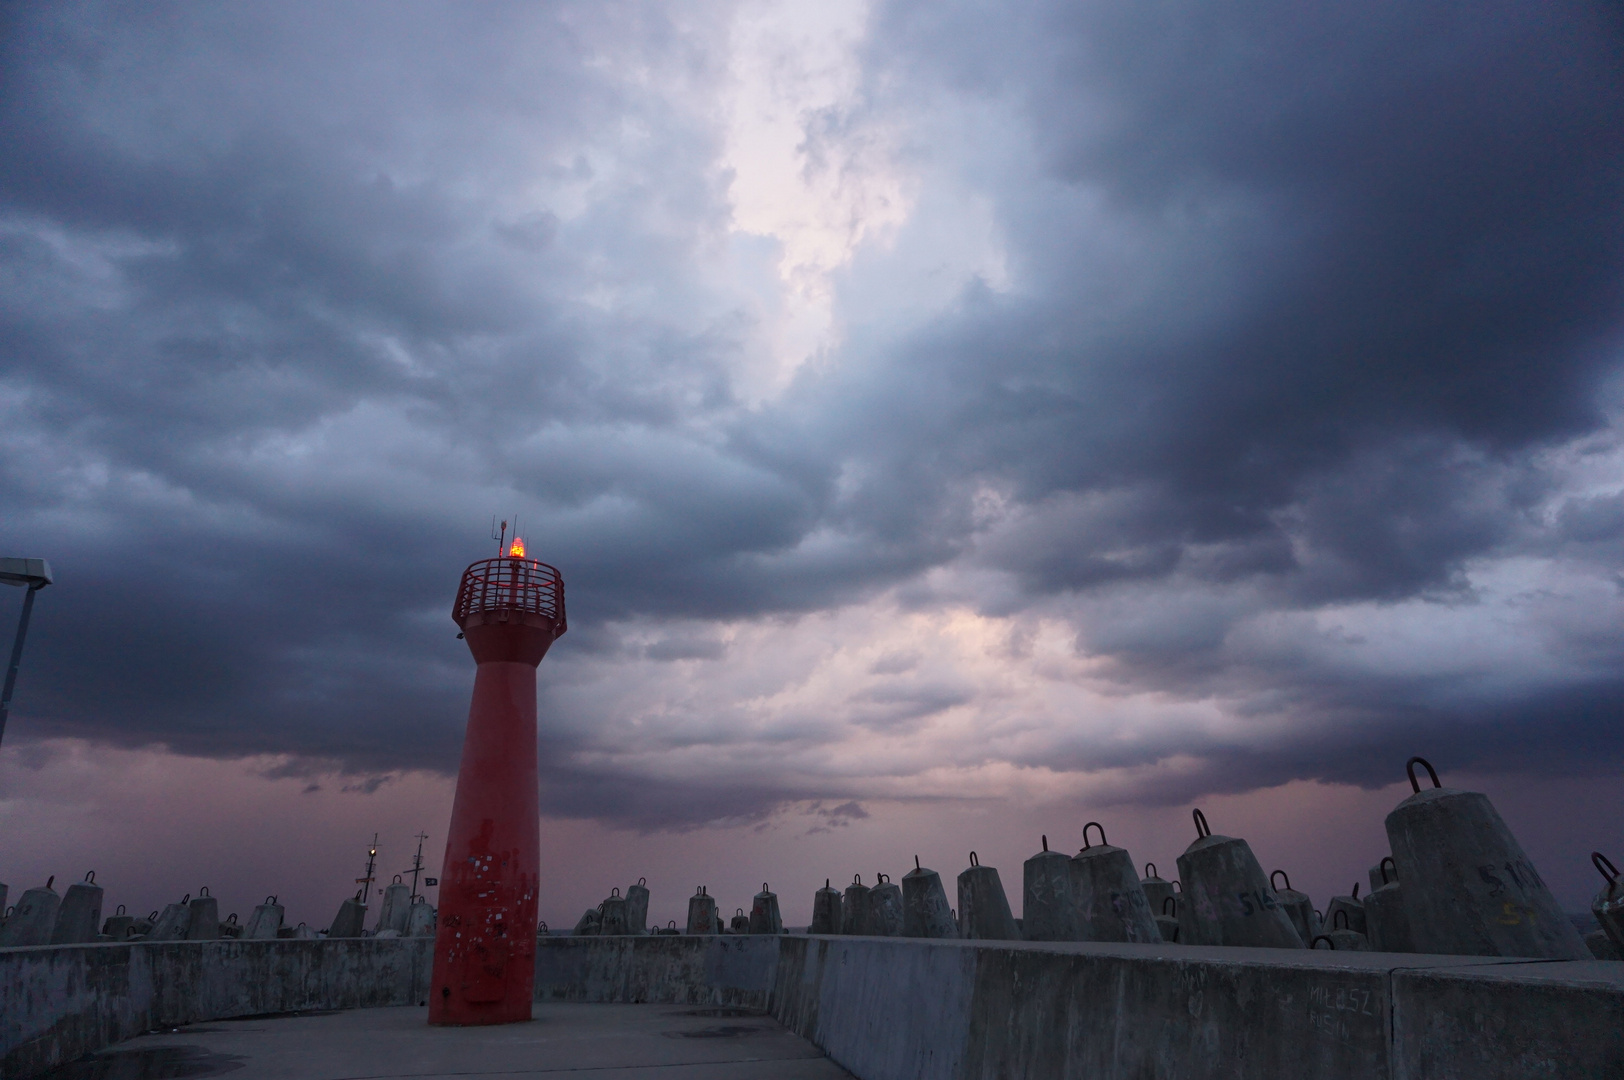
xmin=429 ymin=536 xmax=566 ymax=1026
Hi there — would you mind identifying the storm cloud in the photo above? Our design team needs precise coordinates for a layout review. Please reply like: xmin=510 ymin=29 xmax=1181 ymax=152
xmin=2 ymin=0 xmax=1622 ymax=834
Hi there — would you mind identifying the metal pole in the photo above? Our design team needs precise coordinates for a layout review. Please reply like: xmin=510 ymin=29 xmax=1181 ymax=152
xmin=404 ymin=832 xmax=428 ymax=903
xmin=0 ymin=584 xmax=41 ymax=750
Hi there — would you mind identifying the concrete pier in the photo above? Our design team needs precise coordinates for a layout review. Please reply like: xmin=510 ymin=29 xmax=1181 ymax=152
xmin=8 ymin=935 xmax=1621 ymax=1079
xmin=54 ymin=1002 xmax=852 ymax=1079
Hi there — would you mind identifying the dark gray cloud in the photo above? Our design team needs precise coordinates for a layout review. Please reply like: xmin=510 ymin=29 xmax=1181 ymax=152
xmin=1 ymin=0 xmax=1622 ymax=829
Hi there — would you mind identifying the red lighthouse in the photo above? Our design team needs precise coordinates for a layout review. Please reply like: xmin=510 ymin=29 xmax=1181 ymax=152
xmin=429 ymin=536 xmax=566 ymax=1026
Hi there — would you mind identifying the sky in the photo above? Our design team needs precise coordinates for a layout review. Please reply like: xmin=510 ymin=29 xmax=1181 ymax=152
xmin=1 ymin=0 xmax=1622 ymax=931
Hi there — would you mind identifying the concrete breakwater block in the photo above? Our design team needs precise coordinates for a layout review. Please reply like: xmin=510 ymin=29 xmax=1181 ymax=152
xmin=1072 ymin=823 xmax=1160 ymax=943
xmin=867 ymin=875 xmax=904 ymax=936
xmin=625 ymin=878 xmax=650 ymax=935
xmin=187 ymin=890 xmax=220 ymax=941
xmin=957 ymin=853 xmax=1018 ymax=941
xmin=1139 ymin=862 xmax=1175 ymax=922
xmin=373 ymin=882 xmax=411 ymax=936
xmin=1594 ymin=852 xmax=1624 ymax=951
xmin=1314 ymin=908 xmax=1373 ymax=951
xmin=1269 ymin=870 xmax=1318 ymax=947
xmin=749 ymin=884 xmax=783 ymax=935
xmin=101 ymin=905 xmax=135 ymax=941
xmin=1022 ymin=837 xmax=1080 ymax=942
xmin=0 ymin=879 xmax=60 ymax=947
xmin=406 ymin=899 xmax=436 ymax=937
xmin=147 ymin=897 xmax=191 ymax=942
xmin=245 ymin=897 xmax=284 ymax=940
xmin=902 ymin=859 xmax=958 ymax=939
xmin=599 ymin=888 xmax=631 ymax=936
xmin=1585 ymin=929 xmax=1621 ymax=960
xmin=1365 ymin=858 xmax=1414 ymax=953
xmin=49 ymin=873 xmax=103 ymax=945
xmin=1154 ymin=896 xmax=1180 ymax=942
xmin=809 ymin=880 xmax=842 ymax=935
xmin=1176 ymin=809 xmax=1304 ymax=949
xmin=327 ymin=895 xmax=367 ymax=938
xmin=840 ymin=876 xmax=870 ymax=935
xmin=1322 ymin=883 xmax=1367 ymax=938
xmin=685 ymin=885 xmax=719 ymax=934
xmin=1387 ymin=756 xmax=1589 ymax=960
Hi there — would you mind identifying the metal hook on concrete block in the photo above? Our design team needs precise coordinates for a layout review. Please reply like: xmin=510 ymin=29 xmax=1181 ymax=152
xmin=1406 ymin=756 xmax=1441 ymax=793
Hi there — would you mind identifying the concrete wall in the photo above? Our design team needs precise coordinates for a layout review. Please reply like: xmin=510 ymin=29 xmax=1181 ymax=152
xmin=4 ymin=935 xmax=1620 ymax=1079
xmin=1391 ymin=959 xmax=1624 ymax=1080
xmin=767 ymin=937 xmax=1624 ymax=1080
xmin=527 ymin=935 xmax=1623 ymax=1079
xmin=0 ymin=938 xmax=432 ymax=1078
xmin=533 ymin=934 xmax=779 ymax=1009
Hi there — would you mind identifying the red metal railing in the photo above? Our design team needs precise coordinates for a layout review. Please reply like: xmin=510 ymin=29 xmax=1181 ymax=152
xmin=453 ymin=557 xmax=567 ymax=635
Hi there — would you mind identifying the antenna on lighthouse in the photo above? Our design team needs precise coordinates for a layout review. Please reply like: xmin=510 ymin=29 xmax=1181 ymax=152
xmin=492 ymin=517 xmax=507 ymax=558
